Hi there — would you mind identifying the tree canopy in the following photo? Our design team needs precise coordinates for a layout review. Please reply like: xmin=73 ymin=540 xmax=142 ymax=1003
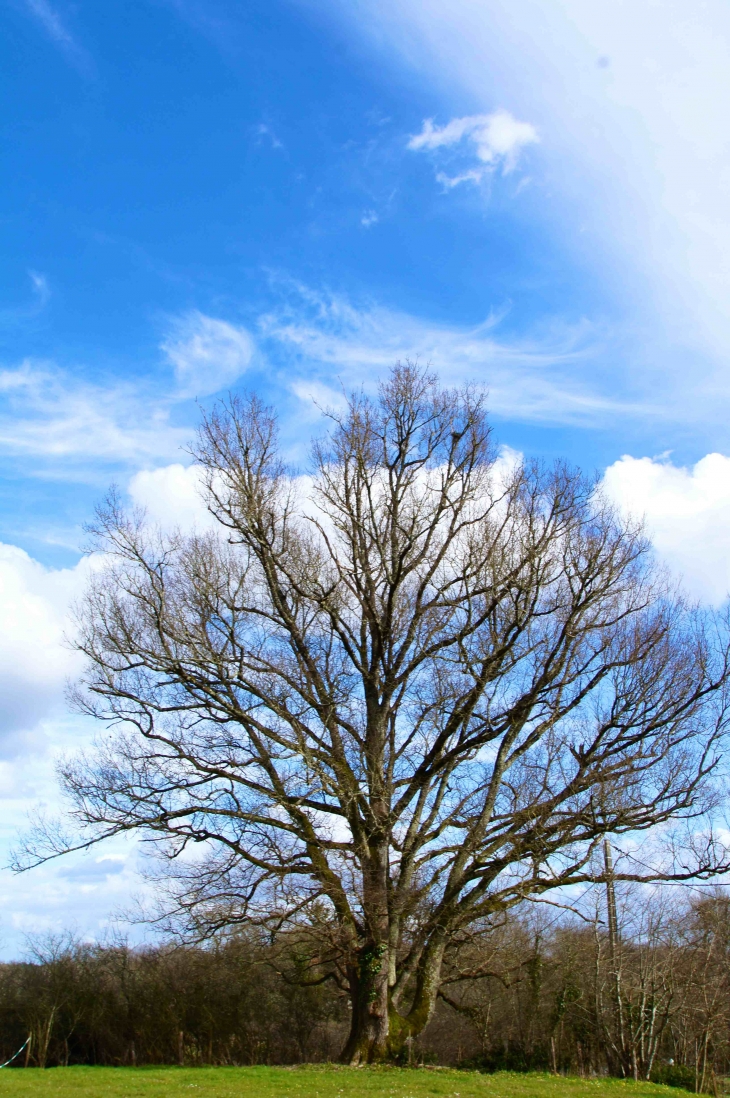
xmin=18 ymin=366 xmax=730 ymax=1063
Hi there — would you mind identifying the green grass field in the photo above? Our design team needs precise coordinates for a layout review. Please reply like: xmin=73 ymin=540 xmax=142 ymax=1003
xmin=0 ymin=1067 xmax=695 ymax=1098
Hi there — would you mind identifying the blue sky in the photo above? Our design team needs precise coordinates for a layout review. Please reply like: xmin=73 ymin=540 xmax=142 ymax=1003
xmin=2 ymin=0 xmax=730 ymax=956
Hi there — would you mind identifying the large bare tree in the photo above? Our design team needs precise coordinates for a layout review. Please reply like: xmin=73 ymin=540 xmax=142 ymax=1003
xmin=18 ymin=366 xmax=730 ymax=1062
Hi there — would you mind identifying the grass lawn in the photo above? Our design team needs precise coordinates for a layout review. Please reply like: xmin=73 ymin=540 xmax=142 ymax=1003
xmin=0 ymin=1067 xmax=695 ymax=1098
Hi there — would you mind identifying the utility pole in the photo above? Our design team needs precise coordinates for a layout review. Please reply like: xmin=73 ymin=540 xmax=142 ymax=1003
xmin=604 ymin=840 xmax=619 ymax=963
xmin=604 ymin=839 xmax=628 ymax=1075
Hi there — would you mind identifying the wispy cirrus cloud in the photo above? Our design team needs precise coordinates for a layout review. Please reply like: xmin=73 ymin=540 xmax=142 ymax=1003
xmin=254 ymin=123 xmax=283 ymax=150
xmin=321 ymin=0 xmax=730 ymax=408
xmin=27 ymin=272 xmax=50 ymax=308
xmin=21 ymin=0 xmax=91 ymax=71
xmin=23 ymin=0 xmax=74 ymax=46
xmin=0 ymin=272 xmax=51 ymax=328
xmin=408 ymin=109 xmax=538 ymax=187
xmin=161 ymin=310 xmax=256 ymax=399
xmin=259 ymin=284 xmax=649 ymax=425
xmin=0 ymin=360 xmax=187 ymax=477
xmin=157 ymin=0 xmax=239 ymax=56
xmin=0 ymin=312 xmax=257 ymax=479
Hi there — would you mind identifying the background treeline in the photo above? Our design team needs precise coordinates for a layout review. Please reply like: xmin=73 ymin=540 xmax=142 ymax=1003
xmin=3 ymin=889 xmax=730 ymax=1090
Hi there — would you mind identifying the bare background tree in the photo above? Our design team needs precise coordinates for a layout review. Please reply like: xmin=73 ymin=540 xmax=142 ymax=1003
xmin=17 ymin=365 xmax=730 ymax=1063
xmin=2 ymin=890 xmax=730 ymax=1086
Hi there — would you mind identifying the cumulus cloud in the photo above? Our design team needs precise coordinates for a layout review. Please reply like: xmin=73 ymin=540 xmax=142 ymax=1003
xmin=0 ymin=537 xmax=155 ymax=953
xmin=161 ymin=311 xmax=255 ymax=399
xmin=0 ymin=544 xmax=89 ymax=737
xmin=0 ymin=803 xmax=147 ymax=954
xmin=408 ymin=110 xmax=538 ymax=183
xmin=602 ymin=452 xmax=730 ymax=604
xmin=0 ymin=539 xmax=155 ymax=953
xmin=128 ymin=463 xmax=212 ymax=532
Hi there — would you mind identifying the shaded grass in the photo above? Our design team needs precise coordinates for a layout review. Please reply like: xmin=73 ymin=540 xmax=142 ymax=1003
xmin=0 ymin=1067 xmax=694 ymax=1098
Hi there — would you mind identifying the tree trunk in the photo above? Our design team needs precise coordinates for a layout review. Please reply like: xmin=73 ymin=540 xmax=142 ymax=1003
xmin=392 ymin=939 xmax=447 ymax=1057
xmin=340 ymin=934 xmax=446 ymax=1064
xmin=35 ymin=1007 xmax=56 ymax=1070
xmin=340 ymin=945 xmax=390 ymax=1064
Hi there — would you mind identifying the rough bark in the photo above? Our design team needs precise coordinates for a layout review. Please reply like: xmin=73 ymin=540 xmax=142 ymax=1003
xmin=340 ymin=944 xmax=390 ymax=1064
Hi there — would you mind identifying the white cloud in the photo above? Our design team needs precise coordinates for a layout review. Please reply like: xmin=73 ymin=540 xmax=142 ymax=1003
xmin=0 ymin=465 xmax=213 ymax=748
xmin=161 ymin=311 xmax=255 ymax=399
xmin=0 ymin=360 xmax=187 ymax=472
xmin=128 ymin=463 xmax=212 ymax=531
xmin=408 ymin=109 xmax=538 ymax=183
xmin=28 ymin=271 xmax=50 ymax=307
xmin=23 ymin=0 xmax=76 ymax=48
xmin=0 ymin=542 xmax=153 ymax=954
xmin=0 ymin=544 xmax=89 ymax=737
xmin=289 ymin=379 xmax=350 ymax=419
xmin=602 ymin=452 xmax=730 ymax=604
xmin=324 ymin=0 xmax=730 ymax=410
xmin=0 ymin=310 xmax=258 ymax=479
xmin=1 ymin=842 xmax=145 ymax=946
xmin=255 ymin=123 xmax=283 ymax=149
xmin=22 ymin=0 xmax=91 ymax=72
xmin=261 ymin=285 xmax=648 ymax=425
xmin=0 ymin=720 xmax=149 ymax=955
xmin=436 ymin=168 xmax=485 ymax=190
xmin=0 ymin=273 xmax=51 ymax=326
xmin=0 ymin=537 xmax=154 ymax=954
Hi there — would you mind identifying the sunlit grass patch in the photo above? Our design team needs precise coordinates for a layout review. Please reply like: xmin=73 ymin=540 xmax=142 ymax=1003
xmin=0 ymin=1066 xmax=696 ymax=1098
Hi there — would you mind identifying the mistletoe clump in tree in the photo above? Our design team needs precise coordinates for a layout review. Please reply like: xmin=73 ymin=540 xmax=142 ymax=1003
xmin=19 ymin=365 xmax=730 ymax=1063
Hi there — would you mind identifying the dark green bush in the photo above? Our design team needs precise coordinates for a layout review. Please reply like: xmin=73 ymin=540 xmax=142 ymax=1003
xmin=650 ymin=1063 xmax=697 ymax=1091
